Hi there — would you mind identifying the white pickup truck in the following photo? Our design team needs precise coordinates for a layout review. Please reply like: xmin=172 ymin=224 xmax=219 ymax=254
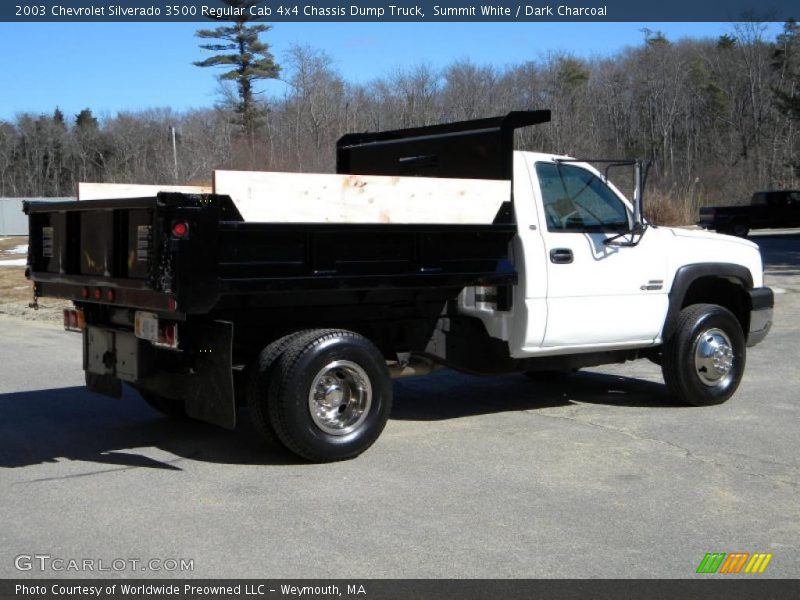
xmin=25 ymin=111 xmax=773 ymax=462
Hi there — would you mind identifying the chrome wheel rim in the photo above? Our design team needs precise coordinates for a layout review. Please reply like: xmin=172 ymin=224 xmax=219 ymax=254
xmin=308 ymin=360 xmax=372 ymax=436
xmin=694 ymin=328 xmax=734 ymax=387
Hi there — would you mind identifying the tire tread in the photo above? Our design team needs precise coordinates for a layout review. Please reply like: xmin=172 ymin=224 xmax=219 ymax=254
xmin=268 ymin=329 xmax=388 ymax=462
xmin=247 ymin=330 xmax=313 ymax=448
xmin=662 ymin=303 xmax=744 ymax=406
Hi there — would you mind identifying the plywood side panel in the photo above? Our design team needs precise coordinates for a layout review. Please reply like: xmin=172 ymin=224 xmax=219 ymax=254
xmin=78 ymin=183 xmax=211 ymax=201
xmin=213 ymin=170 xmax=510 ymax=224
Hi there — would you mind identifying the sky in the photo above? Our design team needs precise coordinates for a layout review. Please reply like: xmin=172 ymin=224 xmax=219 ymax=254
xmin=0 ymin=21 xmax=785 ymax=120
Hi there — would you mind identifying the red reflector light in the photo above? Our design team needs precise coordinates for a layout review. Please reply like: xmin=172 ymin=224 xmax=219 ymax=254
xmin=172 ymin=221 xmax=189 ymax=237
xmin=106 ymin=289 xmax=115 ymax=302
xmin=93 ymin=288 xmax=102 ymax=300
xmin=81 ymin=287 xmax=90 ymax=299
xmin=168 ymin=297 xmax=177 ymax=312
xmin=157 ymin=321 xmax=179 ymax=349
xmin=63 ymin=308 xmax=85 ymax=332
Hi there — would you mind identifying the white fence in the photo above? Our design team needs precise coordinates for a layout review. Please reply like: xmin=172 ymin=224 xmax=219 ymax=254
xmin=0 ymin=198 xmax=74 ymax=236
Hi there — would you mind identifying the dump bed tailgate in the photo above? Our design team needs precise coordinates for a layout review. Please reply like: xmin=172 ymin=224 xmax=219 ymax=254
xmin=25 ymin=196 xmax=183 ymax=313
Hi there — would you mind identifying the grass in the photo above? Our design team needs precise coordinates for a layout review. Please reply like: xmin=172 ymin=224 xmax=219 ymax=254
xmin=646 ymin=193 xmax=700 ymax=227
xmin=0 ymin=267 xmax=32 ymax=303
xmin=0 ymin=236 xmax=28 ymax=254
xmin=0 ymin=237 xmax=31 ymax=303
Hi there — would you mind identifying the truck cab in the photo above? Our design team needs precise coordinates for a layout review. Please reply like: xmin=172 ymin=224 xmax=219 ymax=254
xmin=468 ymin=151 xmax=768 ymax=354
xmin=424 ymin=150 xmax=772 ymax=404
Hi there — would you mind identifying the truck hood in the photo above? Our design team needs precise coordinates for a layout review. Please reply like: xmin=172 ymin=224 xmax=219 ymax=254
xmin=663 ymin=226 xmax=759 ymax=250
xmin=657 ymin=226 xmax=764 ymax=288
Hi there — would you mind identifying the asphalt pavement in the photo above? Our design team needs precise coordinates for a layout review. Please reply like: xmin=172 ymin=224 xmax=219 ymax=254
xmin=0 ymin=231 xmax=797 ymax=579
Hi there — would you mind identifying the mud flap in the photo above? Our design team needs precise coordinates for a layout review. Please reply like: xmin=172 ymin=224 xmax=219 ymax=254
xmin=83 ymin=320 xmax=236 ymax=430
xmin=183 ymin=320 xmax=236 ymax=429
xmin=85 ymin=372 xmax=122 ymax=398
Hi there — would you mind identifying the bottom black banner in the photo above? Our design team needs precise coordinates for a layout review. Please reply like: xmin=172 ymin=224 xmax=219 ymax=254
xmin=1 ymin=579 xmax=799 ymax=600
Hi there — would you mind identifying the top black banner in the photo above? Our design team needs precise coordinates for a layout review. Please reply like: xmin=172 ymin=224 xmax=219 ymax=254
xmin=3 ymin=0 xmax=798 ymax=22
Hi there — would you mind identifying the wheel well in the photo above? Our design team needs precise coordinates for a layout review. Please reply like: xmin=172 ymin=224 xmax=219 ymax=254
xmin=680 ymin=276 xmax=750 ymax=334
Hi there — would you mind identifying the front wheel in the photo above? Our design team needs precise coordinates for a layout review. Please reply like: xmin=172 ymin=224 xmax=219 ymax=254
xmin=661 ymin=304 xmax=745 ymax=406
xmin=267 ymin=329 xmax=392 ymax=462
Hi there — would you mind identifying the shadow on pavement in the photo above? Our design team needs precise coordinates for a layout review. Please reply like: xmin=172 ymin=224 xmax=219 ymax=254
xmin=0 ymin=368 xmax=676 ymax=470
xmin=391 ymin=369 xmax=677 ymax=421
xmin=0 ymin=385 xmax=305 ymax=470
xmin=750 ymin=231 xmax=800 ymax=276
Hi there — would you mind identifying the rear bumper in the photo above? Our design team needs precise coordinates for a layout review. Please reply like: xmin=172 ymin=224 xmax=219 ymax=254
xmin=747 ymin=287 xmax=774 ymax=347
xmin=83 ymin=321 xmax=236 ymax=430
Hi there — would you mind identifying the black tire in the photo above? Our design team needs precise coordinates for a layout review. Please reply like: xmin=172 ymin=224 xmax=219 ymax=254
xmin=661 ymin=304 xmax=745 ymax=406
xmin=140 ymin=391 xmax=187 ymax=418
xmin=247 ymin=331 xmax=312 ymax=449
xmin=268 ymin=329 xmax=392 ymax=462
xmin=730 ymin=220 xmax=750 ymax=237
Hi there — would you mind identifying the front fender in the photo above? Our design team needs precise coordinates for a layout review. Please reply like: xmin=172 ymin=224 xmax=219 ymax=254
xmin=662 ymin=263 xmax=753 ymax=341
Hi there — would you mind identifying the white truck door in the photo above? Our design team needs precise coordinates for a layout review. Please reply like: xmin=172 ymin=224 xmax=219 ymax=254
xmin=527 ymin=158 xmax=668 ymax=348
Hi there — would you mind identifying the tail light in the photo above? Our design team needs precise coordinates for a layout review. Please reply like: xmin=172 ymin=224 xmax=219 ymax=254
xmin=134 ymin=311 xmax=179 ymax=350
xmin=172 ymin=221 xmax=189 ymax=238
xmin=106 ymin=289 xmax=116 ymax=302
xmin=93 ymin=288 xmax=102 ymax=300
xmin=157 ymin=321 xmax=179 ymax=349
xmin=63 ymin=308 xmax=85 ymax=333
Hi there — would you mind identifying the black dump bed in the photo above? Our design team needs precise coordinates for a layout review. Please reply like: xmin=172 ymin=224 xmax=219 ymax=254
xmin=25 ymin=193 xmax=517 ymax=316
xmin=24 ymin=111 xmax=552 ymax=316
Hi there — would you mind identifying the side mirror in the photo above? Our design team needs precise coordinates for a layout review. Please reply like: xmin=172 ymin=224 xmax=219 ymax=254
xmin=604 ymin=220 xmax=647 ymax=247
xmin=632 ymin=159 xmax=652 ymax=228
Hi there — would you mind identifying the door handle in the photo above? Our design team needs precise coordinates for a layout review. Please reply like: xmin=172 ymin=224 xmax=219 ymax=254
xmin=549 ymin=248 xmax=574 ymax=264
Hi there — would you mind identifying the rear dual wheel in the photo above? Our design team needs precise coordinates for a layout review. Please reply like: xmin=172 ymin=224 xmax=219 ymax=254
xmin=248 ymin=329 xmax=392 ymax=462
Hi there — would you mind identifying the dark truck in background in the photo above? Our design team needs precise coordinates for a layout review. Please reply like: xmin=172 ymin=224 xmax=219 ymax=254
xmin=698 ymin=189 xmax=800 ymax=237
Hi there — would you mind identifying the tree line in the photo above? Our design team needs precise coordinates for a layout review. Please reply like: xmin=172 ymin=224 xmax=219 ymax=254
xmin=0 ymin=21 xmax=797 ymax=224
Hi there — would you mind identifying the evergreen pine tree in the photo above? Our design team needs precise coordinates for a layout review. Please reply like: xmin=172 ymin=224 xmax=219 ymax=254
xmin=194 ymin=0 xmax=279 ymax=138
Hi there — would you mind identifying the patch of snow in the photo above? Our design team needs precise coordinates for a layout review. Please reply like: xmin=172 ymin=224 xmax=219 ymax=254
xmin=0 ymin=258 xmax=27 ymax=266
xmin=7 ymin=244 xmax=28 ymax=254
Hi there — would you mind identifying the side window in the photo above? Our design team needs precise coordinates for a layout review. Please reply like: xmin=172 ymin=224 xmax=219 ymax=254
xmin=535 ymin=162 xmax=630 ymax=232
xmin=766 ymin=193 xmax=780 ymax=206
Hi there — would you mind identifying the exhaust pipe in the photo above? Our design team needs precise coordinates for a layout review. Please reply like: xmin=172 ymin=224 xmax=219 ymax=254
xmin=387 ymin=355 xmax=442 ymax=379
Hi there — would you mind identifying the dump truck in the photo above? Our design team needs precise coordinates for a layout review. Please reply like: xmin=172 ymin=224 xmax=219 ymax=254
xmin=24 ymin=111 xmax=774 ymax=462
